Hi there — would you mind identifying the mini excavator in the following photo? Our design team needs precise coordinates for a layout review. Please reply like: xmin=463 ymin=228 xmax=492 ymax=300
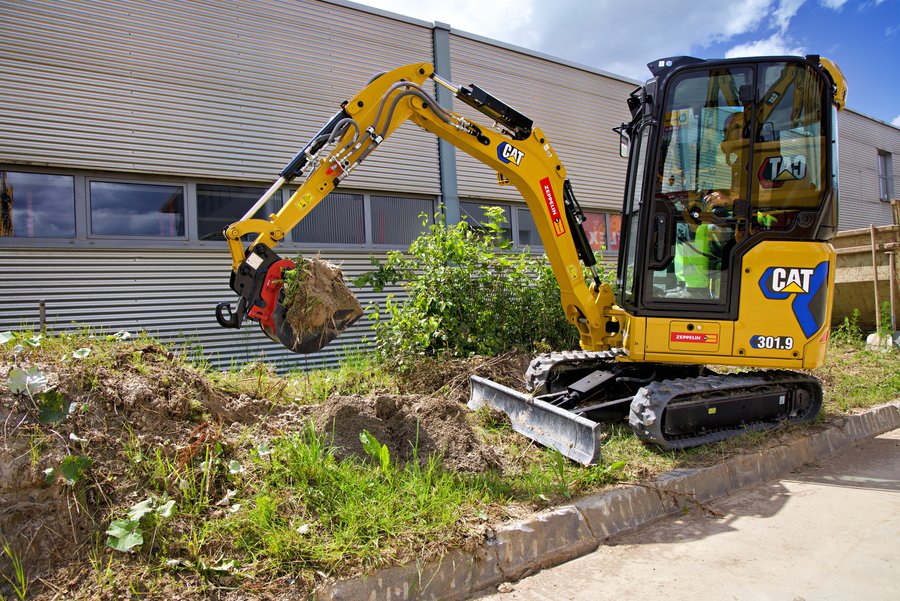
xmin=216 ymin=55 xmax=848 ymax=463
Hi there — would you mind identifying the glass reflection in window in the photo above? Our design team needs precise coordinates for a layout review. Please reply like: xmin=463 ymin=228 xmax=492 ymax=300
xmin=90 ymin=181 xmax=185 ymax=237
xmin=197 ymin=184 xmax=280 ymax=241
xmin=0 ymin=171 xmax=75 ymax=238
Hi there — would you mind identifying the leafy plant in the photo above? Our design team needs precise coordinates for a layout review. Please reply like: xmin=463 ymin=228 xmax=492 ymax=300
xmin=44 ymin=455 xmax=93 ymax=486
xmin=878 ymin=301 xmax=897 ymax=339
xmin=36 ymin=388 xmax=72 ymax=425
xmin=359 ymin=430 xmax=392 ymax=477
xmin=106 ymin=496 xmax=176 ymax=553
xmin=7 ymin=367 xmax=49 ymax=396
xmin=832 ymin=308 xmax=863 ymax=346
xmin=355 ymin=210 xmax=606 ymax=359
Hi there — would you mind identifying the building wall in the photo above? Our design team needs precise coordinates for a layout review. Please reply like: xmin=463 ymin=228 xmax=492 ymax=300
xmin=0 ymin=0 xmax=440 ymax=193
xmin=837 ymin=110 xmax=900 ymax=231
xmin=447 ymin=33 xmax=635 ymax=210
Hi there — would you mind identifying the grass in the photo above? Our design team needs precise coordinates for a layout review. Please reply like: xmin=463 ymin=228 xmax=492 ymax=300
xmin=2 ymin=327 xmax=899 ymax=599
xmin=202 ymin=425 xmax=487 ymax=576
xmin=817 ymin=339 xmax=900 ymax=412
xmin=1 ymin=539 xmax=28 ymax=600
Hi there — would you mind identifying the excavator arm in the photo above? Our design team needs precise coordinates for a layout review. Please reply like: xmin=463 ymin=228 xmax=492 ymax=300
xmin=216 ymin=62 xmax=622 ymax=353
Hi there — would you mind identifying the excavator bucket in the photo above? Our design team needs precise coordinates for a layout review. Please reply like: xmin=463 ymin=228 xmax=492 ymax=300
xmin=468 ymin=375 xmax=603 ymax=465
xmin=239 ymin=253 xmax=363 ymax=354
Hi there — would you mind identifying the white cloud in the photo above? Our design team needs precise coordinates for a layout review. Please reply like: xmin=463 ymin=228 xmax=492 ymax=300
xmin=353 ymin=0 xmax=814 ymax=80
xmin=725 ymin=33 xmax=807 ymax=58
xmin=774 ymin=0 xmax=806 ymax=33
xmin=818 ymin=0 xmax=848 ymax=8
xmin=892 ymin=114 xmax=900 ymax=128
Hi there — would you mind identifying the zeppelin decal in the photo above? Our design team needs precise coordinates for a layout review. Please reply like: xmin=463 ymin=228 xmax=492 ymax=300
xmin=539 ymin=177 xmax=566 ymax=237
xmin=670 ymin=332 xmax=718 ymax=344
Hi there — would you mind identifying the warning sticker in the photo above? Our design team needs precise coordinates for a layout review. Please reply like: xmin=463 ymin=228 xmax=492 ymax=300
xmin=295 ymin=192 xmax=314 ymax=211
xmin=539 ymin=177 xmax=566 ymax=237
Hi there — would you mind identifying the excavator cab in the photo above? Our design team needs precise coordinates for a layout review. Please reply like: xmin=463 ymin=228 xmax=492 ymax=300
xmin=618 ymin=56 xmax=840 ymax=319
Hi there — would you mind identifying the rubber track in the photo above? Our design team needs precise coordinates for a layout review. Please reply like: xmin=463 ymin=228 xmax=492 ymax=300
xmin=525 ymin=349 xmax=628 ymax=392
xmin=628 ymin=370 xmax=823 ymax=450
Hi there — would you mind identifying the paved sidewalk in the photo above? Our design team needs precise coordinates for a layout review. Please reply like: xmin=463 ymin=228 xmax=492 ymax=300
xmin=477 ymin=429 xmax=900 ymax=601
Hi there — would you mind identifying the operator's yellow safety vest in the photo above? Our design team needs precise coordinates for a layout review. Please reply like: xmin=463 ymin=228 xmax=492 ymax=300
xmin=679 ymin=224 xmax=710 ymax=289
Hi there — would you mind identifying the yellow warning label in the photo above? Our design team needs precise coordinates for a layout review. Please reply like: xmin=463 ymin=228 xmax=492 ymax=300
xmin=295 ymin=192 xmax=314 ymax=211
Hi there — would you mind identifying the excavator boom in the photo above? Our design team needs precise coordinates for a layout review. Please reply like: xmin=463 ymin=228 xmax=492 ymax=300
xmin=216 ymin=62 xmax=620 ymax=354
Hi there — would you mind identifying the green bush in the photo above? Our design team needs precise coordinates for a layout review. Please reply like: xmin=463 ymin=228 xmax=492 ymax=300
xmin=355 ymin=209 xmax=609 ymax=359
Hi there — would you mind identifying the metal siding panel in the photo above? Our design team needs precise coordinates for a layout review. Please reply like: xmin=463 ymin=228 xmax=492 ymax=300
xmin=0 ymin=247 xmax=391 ymax=371
xmin=0 ymin=0 xmax=440 ymax=194
xmin=447 ymin=34 xmax=634 ymax=211
xmin=837 ymin=111 xmax=898 ymax=230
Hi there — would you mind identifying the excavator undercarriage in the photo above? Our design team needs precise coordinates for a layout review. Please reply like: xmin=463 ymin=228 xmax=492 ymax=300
xmin=470 ymin=352 xmax=823 ymax=463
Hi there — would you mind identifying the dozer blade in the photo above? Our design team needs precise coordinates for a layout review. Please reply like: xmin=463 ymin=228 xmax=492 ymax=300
xmin=468 ymin=375 xmax=602 ymax=465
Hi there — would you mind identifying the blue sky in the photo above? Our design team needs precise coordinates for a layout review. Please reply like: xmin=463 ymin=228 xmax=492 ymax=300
xmin=350 ymin=0 xmax=899 ymax=127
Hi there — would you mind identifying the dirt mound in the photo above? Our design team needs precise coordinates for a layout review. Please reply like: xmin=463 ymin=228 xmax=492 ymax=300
xmin=313 ymin=394 xmax=500 ymax=473
xmin=0 ymin=342 xmax=507 ymax=590
xmin=0 ymin=345 xmax=306 ymax=584
xmin=283 ymin=257 xmax=363 ymax=346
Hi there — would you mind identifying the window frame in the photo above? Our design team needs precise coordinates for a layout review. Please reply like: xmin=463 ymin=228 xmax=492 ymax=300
xmin=86 ymin=177 xmax=189 ymax=241
xmin=0 ymin=165 xmax=622 ymax=253
xmin=0 ymin=169 xmax=77 ymax=240
xmin=878 ymin=150 xmax=894 ymax=202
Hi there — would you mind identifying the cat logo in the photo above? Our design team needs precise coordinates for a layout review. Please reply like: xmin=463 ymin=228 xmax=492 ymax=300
xmin=758 ymin=262 xmax=830 ymax=338
xmin=497 ymin=142 xmax=525 ymax=166
xmin=758 ymin=155 xmax=807 ymax=188
xmin=769 ymin=267 xmax=815 ymax=294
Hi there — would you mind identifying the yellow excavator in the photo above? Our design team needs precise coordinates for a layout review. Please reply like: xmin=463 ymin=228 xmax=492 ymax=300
xmin=216 ymin=55 xmax=848 ymax=464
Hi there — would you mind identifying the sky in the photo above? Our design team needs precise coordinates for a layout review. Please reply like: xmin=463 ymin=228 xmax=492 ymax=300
xmin=349 ymin=0 xmax=900 ymax=127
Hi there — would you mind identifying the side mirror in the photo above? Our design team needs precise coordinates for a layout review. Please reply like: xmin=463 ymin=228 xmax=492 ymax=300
xmin=614 ymin=124 xmax=630 ymax=158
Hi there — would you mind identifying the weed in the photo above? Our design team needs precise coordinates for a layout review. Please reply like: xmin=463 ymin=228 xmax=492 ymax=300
xmin=1 ymin=539 xmax=28 ymax=601
xmin=832 ymin=308 xmax=864 ymax=346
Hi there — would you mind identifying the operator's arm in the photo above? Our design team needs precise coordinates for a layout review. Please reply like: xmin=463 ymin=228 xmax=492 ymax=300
xmin=217 ymin=63 xmax=621 ymax=353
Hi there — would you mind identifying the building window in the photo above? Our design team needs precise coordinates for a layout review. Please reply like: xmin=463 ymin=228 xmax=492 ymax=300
xmin=197 ymin=184 xmax=280 ymax=241
xmin=292 ymin=192 xmax=364 ymax=244
xmin=460 ymin=200 xmax=512 ymax=241
xmin=516 ymin=207 xmax=542 ymax=248
xmin=0 ymin=171 xmax=75 ymax=238
xmin=90 ymin=181 xmax=185 ymax=237
xmin=371 ymin=195 xmax=433 ymax=245
xmin=878 ymin=150 xmax=894 ymax=202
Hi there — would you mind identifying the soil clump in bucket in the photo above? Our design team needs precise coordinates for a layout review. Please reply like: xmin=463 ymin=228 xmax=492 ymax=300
xmin=282 ymin=257 xmax=363 ymax=347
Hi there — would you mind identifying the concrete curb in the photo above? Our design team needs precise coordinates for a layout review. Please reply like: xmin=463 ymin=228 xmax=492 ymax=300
xmin=315 ymin=401 xmax=900 ymax=601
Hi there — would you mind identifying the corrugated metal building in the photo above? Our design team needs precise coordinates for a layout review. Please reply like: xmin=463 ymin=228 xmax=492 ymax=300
xmin=1 ymin=0 xmax=897 ymax=370
xmin=834 ymin=109 xmax=900 ymax=231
